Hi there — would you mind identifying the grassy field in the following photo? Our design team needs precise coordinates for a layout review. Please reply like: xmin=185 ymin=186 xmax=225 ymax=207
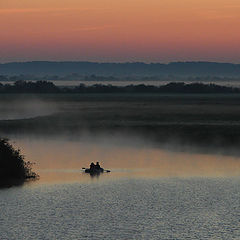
xmin=1 ymin=93 xmax=240 ymax=153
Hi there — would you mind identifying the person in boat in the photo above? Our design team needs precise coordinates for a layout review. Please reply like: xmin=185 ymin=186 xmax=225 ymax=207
xmin=90 ymin=162 xmax=95 ymax=170
xmin=95 ymin=162 xmax=101 ymax=170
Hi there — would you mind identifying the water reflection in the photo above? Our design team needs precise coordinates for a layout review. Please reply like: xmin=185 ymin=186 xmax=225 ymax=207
xmin=11 ymin=136 xmax=240 ymax=185
xmin=3 ymin=135 xmax=240 ymax=240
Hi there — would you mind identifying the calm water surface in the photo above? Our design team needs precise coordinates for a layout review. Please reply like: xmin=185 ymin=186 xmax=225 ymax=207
xmin=1 ymin=136 xmax=240 ymax=239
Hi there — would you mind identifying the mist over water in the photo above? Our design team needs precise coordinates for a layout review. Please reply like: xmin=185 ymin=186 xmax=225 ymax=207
xmin=1 ymin=93 xmax=240 ymax=239
xmin=0 ymin=98 xmax=57 ymax=120
xmin=1 ymin=133 xmax=240 ymax=239
xmin=1 ymin=92 xmax=240 ymax=181
xmin=10 ymin=133 xmax=240 ymax=184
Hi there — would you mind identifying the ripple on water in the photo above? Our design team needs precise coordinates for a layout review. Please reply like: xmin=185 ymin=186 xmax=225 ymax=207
xmin=1 ymin=178 xmax=240 ymax=240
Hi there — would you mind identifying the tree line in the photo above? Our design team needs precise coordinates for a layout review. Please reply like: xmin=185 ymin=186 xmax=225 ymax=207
xmin=1 ymin=74 xmax=240 ymax=82
xmin=0 ymin=80 xmax=239 ymax=94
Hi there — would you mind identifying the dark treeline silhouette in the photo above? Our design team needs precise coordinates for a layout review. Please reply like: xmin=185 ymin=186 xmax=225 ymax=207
xmin=0 ymin=138 xmax=38 ymax=188
xmin=0 ymin=73 xmax=118 ymax=81
xmin=0 ymin=80 xmax=240 ymax=94
xmin=1 ymin=61 xmax=240 ymax=76
xmin=0 ymin=80 xmax=60 ymax=93
xmin=1 ymin=74 xmax=240 ymax=82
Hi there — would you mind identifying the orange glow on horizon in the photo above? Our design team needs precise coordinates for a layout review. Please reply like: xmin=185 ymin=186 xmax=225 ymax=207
xmin=0 ymin=0 xmax=240 ymax=62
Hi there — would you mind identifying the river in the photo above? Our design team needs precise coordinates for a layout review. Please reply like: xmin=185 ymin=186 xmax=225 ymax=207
xmin=1 ymin=135 xmax=240 ymax=239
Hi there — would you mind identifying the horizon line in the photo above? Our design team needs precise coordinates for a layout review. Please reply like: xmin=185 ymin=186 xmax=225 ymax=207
xmin=1 ymin=60 xmax=240 ymax=65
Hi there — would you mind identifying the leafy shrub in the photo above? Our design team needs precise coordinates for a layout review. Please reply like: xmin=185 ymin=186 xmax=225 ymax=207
xmin=0 ymin=138 xmax=38 ymax=187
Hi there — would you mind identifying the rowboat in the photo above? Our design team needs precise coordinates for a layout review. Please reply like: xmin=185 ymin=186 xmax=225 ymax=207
xmin=83 ymin=167 xmax=110 ymax=175
xmin=85 ymin=168 xmax=104 ymax=174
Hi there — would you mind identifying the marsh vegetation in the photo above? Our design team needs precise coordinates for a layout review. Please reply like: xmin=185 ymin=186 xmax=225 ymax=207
xmin=1 ymin=92 xmax=240 ymax=155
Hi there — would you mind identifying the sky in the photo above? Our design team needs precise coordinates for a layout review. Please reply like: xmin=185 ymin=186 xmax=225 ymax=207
xmin=0 ymin=0 xmax=240 ymax=63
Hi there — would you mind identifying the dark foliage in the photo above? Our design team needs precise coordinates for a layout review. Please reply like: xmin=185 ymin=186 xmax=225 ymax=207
xmin=0 ymin=80 xmax=239 ymax=94
xmin=0 ymin=138 xmax=38 ymax=188
xmin=0 ymin=80 xmax=60 ymax=93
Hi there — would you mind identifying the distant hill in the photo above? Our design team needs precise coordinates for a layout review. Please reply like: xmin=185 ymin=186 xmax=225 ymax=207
xmin=1 ymin=61 xmax=240 ymax=76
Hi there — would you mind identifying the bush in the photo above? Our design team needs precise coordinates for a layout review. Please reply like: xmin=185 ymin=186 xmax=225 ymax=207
xmin=0 ymin=138 xmax=38 ymax=188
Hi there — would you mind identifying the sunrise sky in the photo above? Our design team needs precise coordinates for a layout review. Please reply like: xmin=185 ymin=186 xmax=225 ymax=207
xmin=0 ymin=0 xmax=240 ymax=63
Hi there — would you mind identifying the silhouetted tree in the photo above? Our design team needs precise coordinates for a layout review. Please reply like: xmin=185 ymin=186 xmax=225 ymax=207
xmin=0 ymin=138 xmax=38 ymax=188
xmin=0 ymin=81 xmax=239 ymax=94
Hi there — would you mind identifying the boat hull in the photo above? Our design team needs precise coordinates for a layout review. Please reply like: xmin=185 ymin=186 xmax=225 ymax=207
xmin=85 ymin=168 xmax=104 ymax=175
